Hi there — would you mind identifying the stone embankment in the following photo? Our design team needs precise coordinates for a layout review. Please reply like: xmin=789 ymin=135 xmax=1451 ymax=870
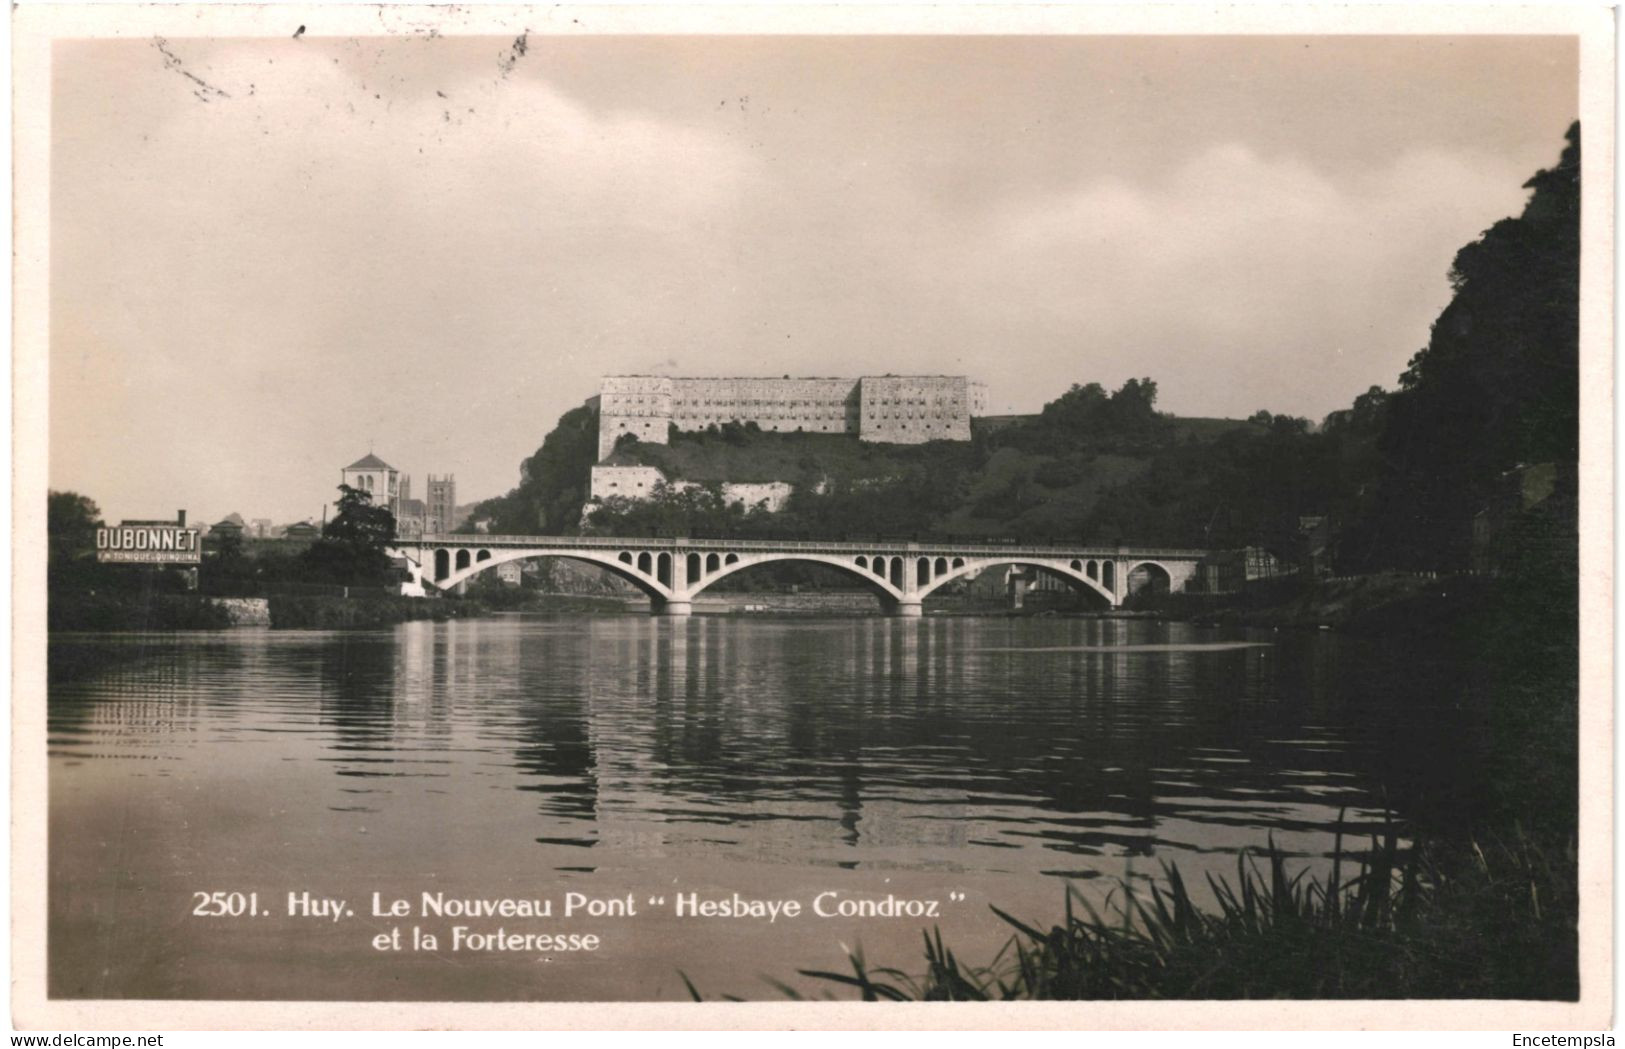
xmin=205 ymin=597 xmax=271 ymax=626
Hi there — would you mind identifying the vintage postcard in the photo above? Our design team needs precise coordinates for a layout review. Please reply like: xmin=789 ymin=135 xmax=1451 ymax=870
xmin=11 ymin=3 xmax=1615 ymax=1033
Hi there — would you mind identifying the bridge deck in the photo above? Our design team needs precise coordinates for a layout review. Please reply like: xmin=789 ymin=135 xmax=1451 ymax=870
xmin=402 ymin=534 xmax=1207 ymax=560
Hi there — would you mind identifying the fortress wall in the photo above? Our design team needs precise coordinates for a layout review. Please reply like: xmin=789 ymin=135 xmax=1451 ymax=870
xmin=669 ymin=377 xmax=859 ymax=436
xmin=969 ymin=380 xmax=989 ymax=417
xmin=590 ymin=464 xmax=668 ymax=501
xmin=857 ymin=375 xmax=973 ymax=444
xmin=597 ymin=374 xmax=977 ymax=460
xmin=721 ymin=481 xmax=794 ymax=512
xmin=590 ymin=465 xmax=794 ymax=516
xmin=598 ymin=376 xmax=675 ymax=459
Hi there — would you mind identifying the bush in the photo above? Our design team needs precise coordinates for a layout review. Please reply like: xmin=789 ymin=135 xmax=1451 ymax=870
xmin=1033 ymin=456 xmax=1088 ymax=488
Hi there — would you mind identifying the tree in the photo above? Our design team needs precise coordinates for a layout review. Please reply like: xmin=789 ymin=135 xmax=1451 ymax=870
xmin=299 ymin=484 xmax=397 ymax=585
xmin=48 ymin=490 xmax=109 ymax=592
xmin=1353 ymin=122 xmax=1579 ymax=570
xmin=48 ymin=491 xmax=103 ymax=571
xmin=324 ymin=484 xmax=396 ymax=548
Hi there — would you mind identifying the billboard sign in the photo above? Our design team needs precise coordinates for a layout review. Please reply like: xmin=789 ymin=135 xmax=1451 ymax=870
xmin=96 ymin=523 xmax=202 ymax=564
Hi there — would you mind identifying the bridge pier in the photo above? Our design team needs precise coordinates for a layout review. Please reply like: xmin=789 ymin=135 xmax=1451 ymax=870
xmin=657 ymin=599 xmax=694 ymax=617
xmin=893 ymin=600 xmax=923 ymax=618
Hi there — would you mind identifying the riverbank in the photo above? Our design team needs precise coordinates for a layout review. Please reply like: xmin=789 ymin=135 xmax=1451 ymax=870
xmin=267 ymin=594 xmax=492 ymax=628
xmin=48 ymin=591 xmax=495 ymax=631
xmin=1141 ymin=572 xmax=1494 ymax=639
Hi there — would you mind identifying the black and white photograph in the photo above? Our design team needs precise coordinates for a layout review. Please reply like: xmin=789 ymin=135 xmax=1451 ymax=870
xmin=12 ymin=3 xmax=1613 ymax=1031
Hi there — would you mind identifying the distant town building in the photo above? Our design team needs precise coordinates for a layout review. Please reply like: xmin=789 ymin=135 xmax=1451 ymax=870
xmin=395 ymin=497 xmax=429 ymax=538
xmin=341 ymin=453 xmax=400 ymax=517
xmin=282 ymin=521 xmax=321 ymax=541
xmin=250 ymin=518 xmax=273 ymax=539
xmin=208 ymin=513 xmax=246 ymax=540
xmin=1192 ymin=546 xmax=1292 ymax=594
xmin=426 ymin=475 xmax=457 ymax=534
xmin=340 ymin=456 xmax=459 ymax=534
xmin=596 ymin=375 xmax=988 ymax=461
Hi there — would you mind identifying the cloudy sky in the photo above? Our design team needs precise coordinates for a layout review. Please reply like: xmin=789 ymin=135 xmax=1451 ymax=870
xmin=49 ymin=33 xmax=1577 ymax=525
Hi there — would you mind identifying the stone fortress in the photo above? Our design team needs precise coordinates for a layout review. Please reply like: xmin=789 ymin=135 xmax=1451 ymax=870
xmin=588 ymin=375 xmax=986 ymax=517
xmin=595 ymin=375 xmax=988 ymax=461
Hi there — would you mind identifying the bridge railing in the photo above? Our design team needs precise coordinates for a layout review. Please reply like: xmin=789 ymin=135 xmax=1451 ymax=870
xmin=405 ymin=533 xmax=1208 ymax=560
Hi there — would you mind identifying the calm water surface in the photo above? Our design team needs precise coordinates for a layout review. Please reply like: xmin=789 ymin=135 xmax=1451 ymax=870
xmin=48 ymin=615 xmax=1477 ymax=1001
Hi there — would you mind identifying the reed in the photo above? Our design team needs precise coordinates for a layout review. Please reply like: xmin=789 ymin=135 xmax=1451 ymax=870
xmin=763 ymin=822 xmax=1576 ymax=1002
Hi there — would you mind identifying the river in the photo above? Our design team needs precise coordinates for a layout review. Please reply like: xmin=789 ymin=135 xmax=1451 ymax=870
xmin=47 ymin=614 xmax=1479 ymax=1001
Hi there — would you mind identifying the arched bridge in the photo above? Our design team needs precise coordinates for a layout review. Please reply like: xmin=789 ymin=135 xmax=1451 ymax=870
xmin=388 ymin=535 xmax=1207 ymax=616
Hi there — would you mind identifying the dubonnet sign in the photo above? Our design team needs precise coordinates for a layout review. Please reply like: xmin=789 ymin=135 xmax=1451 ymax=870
xmin=96 ymin=523 xmax=202 ymax=564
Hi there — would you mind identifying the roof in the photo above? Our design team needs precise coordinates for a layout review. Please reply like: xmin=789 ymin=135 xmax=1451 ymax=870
xmin=345 ymin=453 xmax=395 ymax=471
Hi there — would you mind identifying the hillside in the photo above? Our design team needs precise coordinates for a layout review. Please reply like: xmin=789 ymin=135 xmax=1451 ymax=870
xmin=579 ymin=380 xmax=1297 ymax=545
xmin=618 ymin=431 xmax=1167 ymax=541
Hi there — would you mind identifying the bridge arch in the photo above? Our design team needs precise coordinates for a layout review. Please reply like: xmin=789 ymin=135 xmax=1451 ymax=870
xmin=684 ymin=552 xmax=906 ymax=604
xmin=420 ymin=547 xmax=676 ymax=603
xmin=1122 ymin=559 xmax=1174 ymax=599
xmin=915 ymin=557 xmax=1115 ymax=606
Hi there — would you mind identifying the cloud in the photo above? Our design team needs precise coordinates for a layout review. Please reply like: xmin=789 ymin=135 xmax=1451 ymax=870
xmin=51 ymin=38 xmax=758 ymax=520
xmin=947 ymin=142 xmax=1535 ymax=417
xmin=47 ymin=37 xmax=1571 ymax=521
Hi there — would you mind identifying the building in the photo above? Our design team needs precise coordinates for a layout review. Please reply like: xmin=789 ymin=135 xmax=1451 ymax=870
xmin=596 ymin=375 xmax=988 ymax=461
xmin=339 ymin=457 xmax=459 ymax=534
xmin=1192 ymin=546 xmax=1293 ymax=594
xmin=208 ymin=513 xmax=246 ymax=540
xmin=426 ymin=475 xmax=457 ymax=534
xmin=395 ymin=497 xmax=429 ymax=538
xmin=283 ymin=521 xmax=321 ymax=541
xmin=341 ymin=454 xmax=400 ymax=516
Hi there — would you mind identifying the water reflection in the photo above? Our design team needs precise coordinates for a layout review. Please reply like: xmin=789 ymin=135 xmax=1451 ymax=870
xmin=48 ymin=615 xmax=1477 ymax=999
